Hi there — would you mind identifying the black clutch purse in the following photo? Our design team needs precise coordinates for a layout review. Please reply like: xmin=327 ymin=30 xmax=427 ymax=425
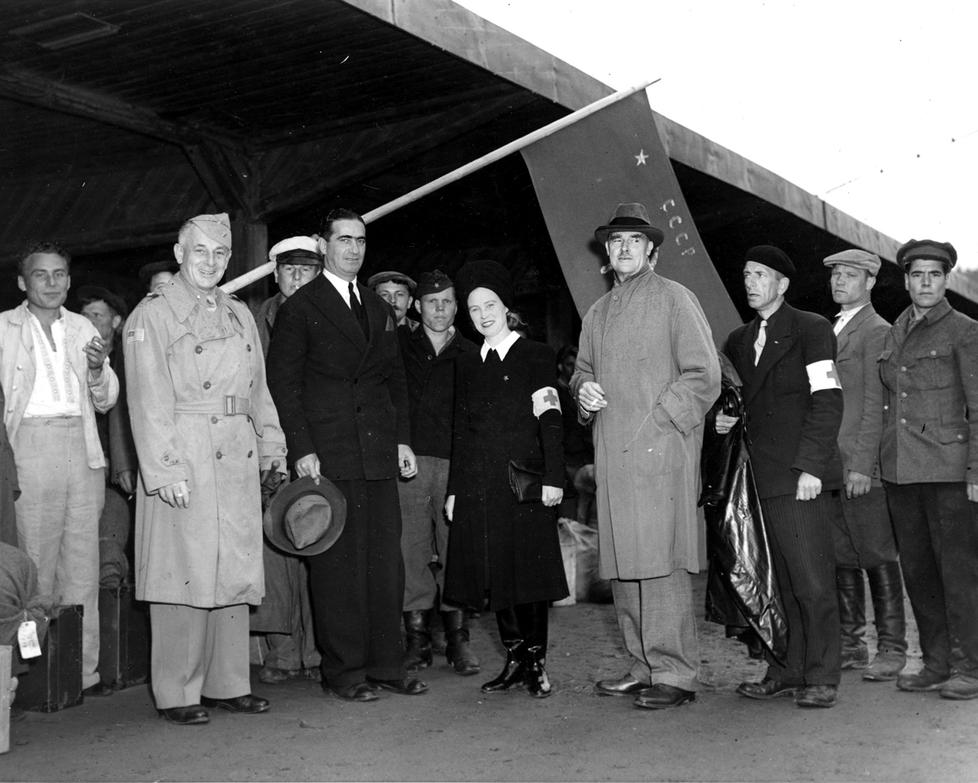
xmin=508 ymin=459 xmax=545 ymax=503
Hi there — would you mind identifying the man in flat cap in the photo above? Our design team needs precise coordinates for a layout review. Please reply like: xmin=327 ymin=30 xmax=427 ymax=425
xmin=879 ymin=239 xmax=978 ymax=699
xmin=125 ymin=213 xmax=288 ymax=725
xmin=250 ymin=236 xmax=322 ymax=685
xmin=0 ymin=241 xmax=119 ymax=697
xmin=368 ymin=270 xmax=417 ymax=330
xmin=267 ymin=208 xmax=425 ymax=703
xmin=77 ymin=285 xmax=139 ymax=589
xmin=573 ymin=202 xmax=720 ymax=710
xmin=821 ymin=250 xmax=907 ymax=683
xmin=396 ymin=269 xmax=479 ymax=675
xmin=717 ymin=245 xmax=844 ymax=707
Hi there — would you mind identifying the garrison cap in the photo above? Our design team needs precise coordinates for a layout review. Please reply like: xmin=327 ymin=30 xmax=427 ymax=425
xmin=186 ymin=213 xmax=231 ymax=246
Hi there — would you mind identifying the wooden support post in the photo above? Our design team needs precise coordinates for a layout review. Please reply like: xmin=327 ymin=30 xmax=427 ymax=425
xmin=229 ymin=217 xmax=268 ymax=310
xmin=1 ymin=644 xmax=11 ymax=754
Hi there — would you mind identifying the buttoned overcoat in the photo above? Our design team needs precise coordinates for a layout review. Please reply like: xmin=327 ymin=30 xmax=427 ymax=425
xmin=572 ymin=266 xmax=720 ymax=580
xmin=124 ymin=276 xmax=287 ymax=608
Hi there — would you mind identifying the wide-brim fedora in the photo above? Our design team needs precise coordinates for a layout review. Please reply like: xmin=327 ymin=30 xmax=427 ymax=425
xmin=594 ymin=202 xmax=665 ymax=247
xmin=263 ymin=476 xmax=347 ymax=557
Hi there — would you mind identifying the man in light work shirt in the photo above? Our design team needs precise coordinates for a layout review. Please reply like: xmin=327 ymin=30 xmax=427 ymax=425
xmin=0 ymin=241 xmax=119 ymax=697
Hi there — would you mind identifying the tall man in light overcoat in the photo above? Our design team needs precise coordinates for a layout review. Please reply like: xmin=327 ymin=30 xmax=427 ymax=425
xmin=573 ymin=202 xmax=720 ymax=711
xmin=879 ymin=239 xmax=978 ymax=700
xmin=125 ymin=213 xmax=288 ymax=725
xmin=822 ymin=249 xmax=907 ymax=682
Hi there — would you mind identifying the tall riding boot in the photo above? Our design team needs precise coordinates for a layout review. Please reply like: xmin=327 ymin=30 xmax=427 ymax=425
xmin=836 ymin=567 xmax=868 ymax=669
xmin=864 ymin=561 xmax=908 ymax=681
xmin=442 ymin=610 xmax=480 ymax=676
xmin=516 ymin=601 xmax=552 ymax=699
xmin=403 ymin=610 xmax=433 ymax=671
xmin=481 ymin=607 xmax=525 ymax=692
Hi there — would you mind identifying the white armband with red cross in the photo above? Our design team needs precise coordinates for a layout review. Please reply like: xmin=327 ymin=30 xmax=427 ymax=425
xmin=532 ymin=386 xmax=562 ymax=418
xmin=806 ymin=360 xmax=842 ymax=393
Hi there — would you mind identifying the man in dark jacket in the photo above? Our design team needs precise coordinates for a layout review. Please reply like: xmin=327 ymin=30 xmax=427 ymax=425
xmin=879 ymin=239 xmax=978 ymax=700
xmin=396 ymin=270 xmax=479 ymax=675
xmin=717 ymin=245 xmax=844 ymax=708
xmin=266 ymin=208 xmax=425 ymax=703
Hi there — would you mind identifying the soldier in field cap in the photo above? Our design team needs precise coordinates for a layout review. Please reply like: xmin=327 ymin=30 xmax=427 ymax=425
xmin=717 ymin=244 xmax=844 ymax=708
xmin=125 ymin=212 xmax=288 ymax=725
xmin=573 ymin=202 xmax=720 ymax=710
xmin=879 ymin=238 xmax=978 ymax=700
xmin=821 ymin=249 xmax=907 ymax=683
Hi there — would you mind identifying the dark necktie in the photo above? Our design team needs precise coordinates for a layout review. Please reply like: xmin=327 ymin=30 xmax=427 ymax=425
xmin=485 ymin=348 xmax=499 ymax=365
xmin=348 ymin=282 xmax=368 ymax=337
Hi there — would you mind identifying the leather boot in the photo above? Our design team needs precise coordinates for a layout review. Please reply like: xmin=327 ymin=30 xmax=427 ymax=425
xmin=481 ymin=607 xmax=525 ymax=692
xmin=442 ymin=610 xmax=480 ymax=676
xmin=403 ymin=610 xmax=433 ymax=671
xmin=864 ymin=561 xmax=908 ymax=681
xmin=517 ymin=602 xmax=552 ymax=698
xmin=836 ymin=567 xmax=868 ymax=669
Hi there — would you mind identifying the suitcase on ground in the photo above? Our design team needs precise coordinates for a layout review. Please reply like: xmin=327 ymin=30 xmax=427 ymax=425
xmin=98 ymin=583 xmax=150 ymax=689
xmin=14 ymin=604 xmax=83 ymax=713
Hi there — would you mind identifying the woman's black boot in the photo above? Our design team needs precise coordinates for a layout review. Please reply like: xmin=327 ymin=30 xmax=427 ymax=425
xmin=481 ymin=607 xmax=525 ymax=692
xmin=517 ymin=602 xmax=552 ymax=698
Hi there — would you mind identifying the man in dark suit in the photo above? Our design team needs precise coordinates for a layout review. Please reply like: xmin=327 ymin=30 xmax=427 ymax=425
xmin=716 ymin=245 xmax=844 ymax=708
xmin=266 ymin=208 xmax=426 ymax=703
xmin=822 ymin=249 xmax=907 ymax=683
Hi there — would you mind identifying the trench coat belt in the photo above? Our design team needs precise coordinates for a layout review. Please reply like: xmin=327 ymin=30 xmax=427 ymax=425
xmin=174 ymin=396 xmax=253 ymax=416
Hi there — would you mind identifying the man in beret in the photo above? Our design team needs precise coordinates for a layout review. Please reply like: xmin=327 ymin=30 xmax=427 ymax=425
xmin=396 ymin=269 xmax=479 ymax=675
xmin=0 ymin=241 xmax=119 ymax=697
xmin=717 ymin=245 xmax=844 ymax=708
xmin=573 ymin=202 xmax=720 ymax=710
xmin=125 ymin=213 xmax=287 ymax=724
xmin=250 ymin=236 xmax=322 ymax=684
xmin=267 ymin=208 xmax=425 ymax=702
xmin=821 ymin=250 xmax=907 ymax=682
xmin=77 ymin=285 xmax=139 ymax=589
xmin=368 ymin=270 xmax=417 ymax=330
xmin=879 ymin=239 xmax=978 ymax=699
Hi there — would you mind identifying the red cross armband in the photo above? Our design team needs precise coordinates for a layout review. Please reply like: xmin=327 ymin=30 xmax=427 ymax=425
xmin=806 ymin=360 xmax=842 ymax=393
xmin=532 ymin=386 xmax=562 ymax=418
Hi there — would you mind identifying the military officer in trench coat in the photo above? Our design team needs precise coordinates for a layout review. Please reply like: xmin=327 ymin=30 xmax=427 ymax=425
xmin=572 ymin=202 xmax=721 ymax=711
xmin=125 ymin=213 xmax=288 ymax=725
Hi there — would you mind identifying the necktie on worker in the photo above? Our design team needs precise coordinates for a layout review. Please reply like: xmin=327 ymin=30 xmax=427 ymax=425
xmin=348 ymin=282 xmax=368 ymax=336
xmin=753 ymin=319 xmax=767 ymax=366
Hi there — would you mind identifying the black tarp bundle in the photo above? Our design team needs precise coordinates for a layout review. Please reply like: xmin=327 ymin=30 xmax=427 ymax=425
xmin=700 ymin=358 xmax=787 ymax=663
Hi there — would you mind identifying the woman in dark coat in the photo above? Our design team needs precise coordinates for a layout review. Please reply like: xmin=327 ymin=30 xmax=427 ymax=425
xmin=444 ymin=260 xmax=567 ymax=698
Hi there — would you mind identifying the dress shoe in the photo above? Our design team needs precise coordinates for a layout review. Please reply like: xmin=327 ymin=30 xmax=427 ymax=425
xmin=633 ymin=683 xmax=696 ymax=710
xmin=331 ymin=682 xmax=379 ymax=702
xmin=82 ymin=681 xmax=115 ymax=697
xmin=897 ymin=668 xmax=950 ymax=692
xmin=258 ymin=666 xmax=301 ymax=684
xmin=365 ymin=676 xmax=428 ymax=695
xmin=939 ymin=674 xmax=978 ymax=700
xmin=595 ymin=674 xmax=648 ymax=697
xmin=795 ymin=685 xmax=837 ymax=708
xmin=159 ymin=705 xmax=209 ymax=725
xmin=863 ymin=649 xmax=906 ymax=682
xmin=201 ymin=694 xmax=270 ymax=713
xmin=736 ymin=677 xmax=800 ymax=700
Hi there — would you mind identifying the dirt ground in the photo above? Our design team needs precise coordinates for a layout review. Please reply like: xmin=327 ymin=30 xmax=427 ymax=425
xmin=3 ymin=573 xmax=977 ymax=783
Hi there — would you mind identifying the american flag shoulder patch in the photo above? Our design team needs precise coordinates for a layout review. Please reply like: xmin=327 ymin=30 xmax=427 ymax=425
xmin=126 ymin=328 xmax=145 ymax=344
xmin=531 ymin=386 xmax=562 ymax=418
xmin=806 ymin=359 xmax=841 ymax=392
